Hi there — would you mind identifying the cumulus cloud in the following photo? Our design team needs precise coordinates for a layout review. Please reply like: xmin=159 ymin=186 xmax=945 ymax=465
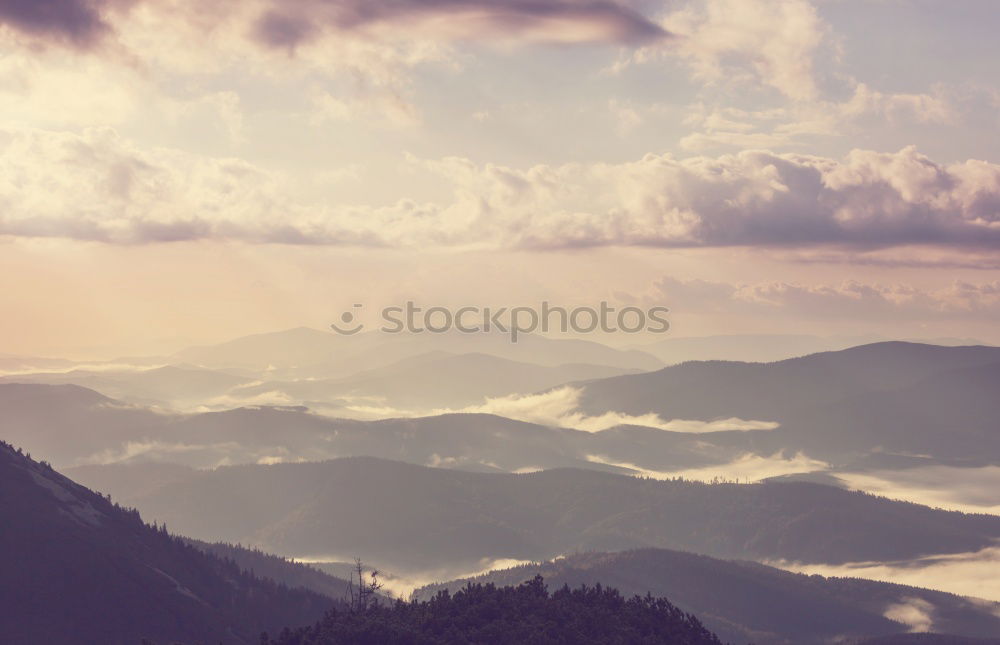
xmin=620 ymin=0 xmax=825 ymax=101
xmin=2 ymin=127 xmax=999 ymax=251
xmin=627 ymin=0 xmax=955 ymax=152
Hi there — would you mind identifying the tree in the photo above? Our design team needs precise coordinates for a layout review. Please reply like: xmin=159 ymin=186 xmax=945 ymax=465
xmin=347 ymin=558 xmax=383 ymax=612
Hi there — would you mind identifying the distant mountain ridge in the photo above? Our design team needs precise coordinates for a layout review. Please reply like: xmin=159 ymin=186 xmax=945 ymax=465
xmin=3 ymin=381 xmax=760 ymax=472
xmin=0 ymin=364 xmax=253 ymax=406
xmin=416 ymin=548 xmax=1000 ymax=645
xmin=233 ymin=350 xmax=640 ymax=409
xmin=172 ymin=326 xmax=664 ymax=374
xmin=6 ymin=341 xmax=1000 ymax=498
xmin=578 ymin=341 xmax=1000 ymax=418
xmin=575 ymin=341 xmax=1000 ymax=464
xmin=631 ymin=334 xmax=992 ymax=366
xmin=0 ymin=328 xmax=660 ymax=411
xmin=77 ymin=456 xmax=1000 ymax=574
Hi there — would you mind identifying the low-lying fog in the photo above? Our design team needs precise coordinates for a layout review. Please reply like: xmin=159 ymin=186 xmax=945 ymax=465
xmin=770 ymin=545 xmax=1000 ymax=604
xmin=835 ymin=465 xmax=1000 ymax=515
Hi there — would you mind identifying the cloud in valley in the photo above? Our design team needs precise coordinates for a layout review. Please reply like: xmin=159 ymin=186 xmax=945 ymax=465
xmin=883 ymin=597 xmax=934 ymax=633
xmin=835 ymin=465 xmax=1000 ymax=515
xmin=445 ymin=386 xmax=779 ymax=433
xmin=771 ymin=546 xmax=1000 ymax=604
xmin=80 ymin=440 xmax=243 ymax=467
xmin=293 ymin=556 xmax=537 ymax=599
xmin=585 ymin=451 xmax=829 ymax=482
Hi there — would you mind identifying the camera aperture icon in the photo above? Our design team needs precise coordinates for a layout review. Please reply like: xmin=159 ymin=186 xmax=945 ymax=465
xmin=330 ymin=304 xmax=364 ymax=335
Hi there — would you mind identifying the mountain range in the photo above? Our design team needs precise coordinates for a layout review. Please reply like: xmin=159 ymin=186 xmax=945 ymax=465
xmin=0 ymin=327 xmax=656 ymax=411
xmin=416 ymin=548 xmax=1000 ymax=645
xmin=168 ymin=326 xmax=663 ymax=379
xmin=69 ymin=456 xmax=1000 ymax=575
xmin=6 ymin=338 xmax=1000 ymax=473
xmin=4 ymin=330 xmax=1000 ymax=645
xmin=575 ymin=341 xmax=1000 ymax=465
xmin=10 ymin=436 xmax=995 ymax=644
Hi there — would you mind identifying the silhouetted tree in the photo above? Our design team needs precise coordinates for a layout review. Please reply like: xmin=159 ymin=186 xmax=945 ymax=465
xmin=347 ymin=558 xmax=383 ymax=612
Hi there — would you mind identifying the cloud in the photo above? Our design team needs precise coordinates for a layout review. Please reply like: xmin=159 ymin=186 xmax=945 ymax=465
xmin=679 ymin=83 xmax=954 ymax=152
xmin=842 ymin=83 xmax=953 ymax=125
xmin=771 ymin=546 xmax=1000 ymax=603
xmin=635 ymin=2 xmax=954 ymax=152
xmin=374 ymin=145 xmax=1000 ymax=250
xmin=256 ymin=453 xmax=310 ymax=465
xmin=779 ymin=248 xmax=1000 ymax=270
xmin=0 ymin=1 xmax=672 ymax=128
xmin=197 ymin=388 xmax=301 ymax=412
xmin=649 ymin=276 xmax=1000 ymax=320
xmin=294 ymin=555 xmax=538 ymax=599
xmin=80 ymin=439 xmax=243 ymax=466
xmin=289 ymin=385 xmax=780 ymax=432
xmin=0 ymin=1 xmax=663 ymax=127
xmin=0 ymin=0 xmax=667 ymax=54
xmin=445 ymin=385 xmax=779 ymax=433
xmin=3 ymin=127 xmax=1000 ymax=252
xmin=251 ymin=0 xmax=668 ymax=47
xmin=622 ymin=0 xmax=826 ymax=101
xmin=609 ymin=98 xmax=642 ymax=135
xmin=883 ymin=597 xmax=934 ymax=633
xmin=835 ymin=465 xmax=1000 ymax=515
xmin=310 ymin=87 xmax=420 ymax=127
xmin=0 ymin=0 xmax=118 ymax=49
xmin=584 ymin=451 xmax=829 ymax=482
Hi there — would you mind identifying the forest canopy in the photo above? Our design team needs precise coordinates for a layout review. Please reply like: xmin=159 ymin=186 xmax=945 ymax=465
xmin=260 ymin=576 xmax=725 ymax=645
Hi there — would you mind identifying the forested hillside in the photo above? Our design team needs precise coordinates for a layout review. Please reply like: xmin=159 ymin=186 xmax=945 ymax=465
xmin=0 ymin=441 xmax=336 ymax=645
xmin=416 ymin=549 xmax=1000 ymax=644
xmin=260 ymin=576 xmax=724 ymax=645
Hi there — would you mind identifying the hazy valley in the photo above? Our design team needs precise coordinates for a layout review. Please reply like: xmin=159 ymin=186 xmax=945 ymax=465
xmin=3 ymin=329 xmax=1000 ymax=642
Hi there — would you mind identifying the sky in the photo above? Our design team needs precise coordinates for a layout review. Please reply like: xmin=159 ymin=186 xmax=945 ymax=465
xmin=1 ymin=0 xmax=998 ymax=357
